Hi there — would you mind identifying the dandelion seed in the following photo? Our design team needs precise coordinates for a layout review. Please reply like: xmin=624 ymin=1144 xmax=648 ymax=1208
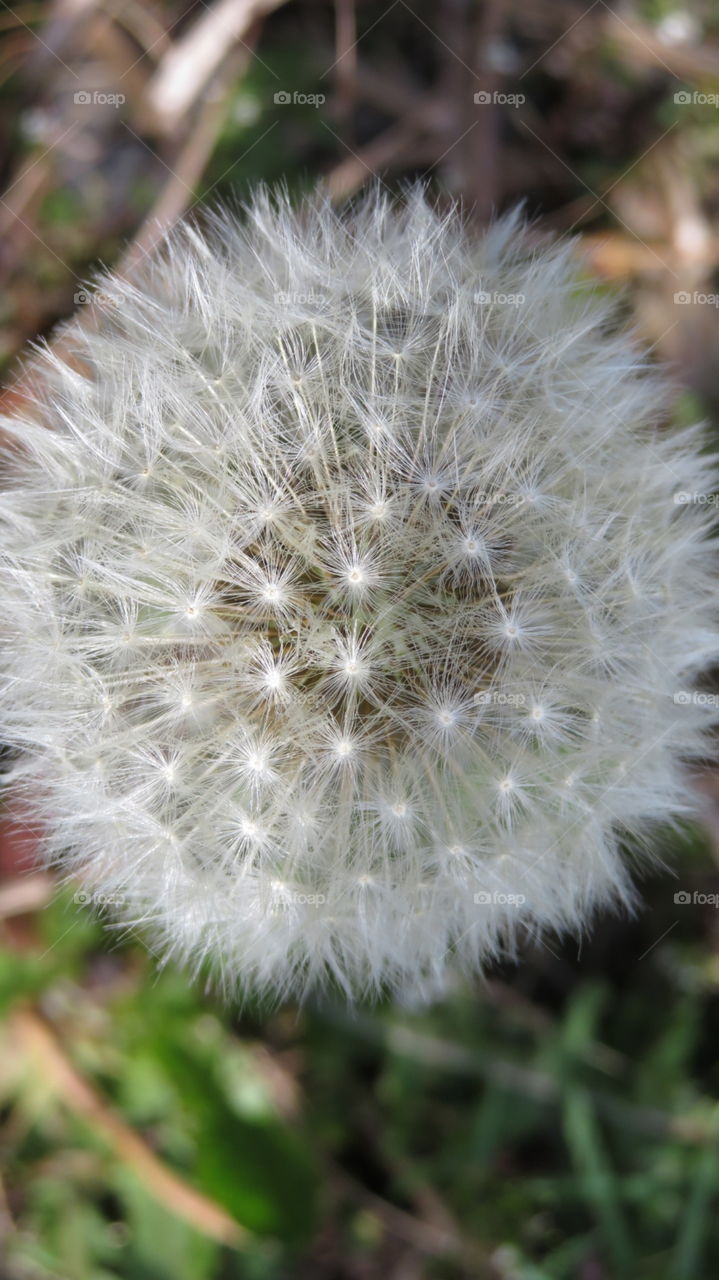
xmin=1 ymin=186 xmax=717 ymax=1003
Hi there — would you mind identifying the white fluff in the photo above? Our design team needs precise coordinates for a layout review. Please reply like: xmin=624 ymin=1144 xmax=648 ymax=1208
xmin=1 ymin=187 xmax=718 ymax=1002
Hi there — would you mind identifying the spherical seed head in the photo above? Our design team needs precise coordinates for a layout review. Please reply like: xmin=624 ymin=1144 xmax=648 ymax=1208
xmin=2 ymin=186 xmax=718 ymax=1003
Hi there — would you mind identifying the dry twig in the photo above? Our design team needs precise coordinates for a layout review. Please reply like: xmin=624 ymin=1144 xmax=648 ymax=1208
xmin=145 ymin=0 xmax=288 ymax=137
xmin=11 ymin=1006 xmax=248 ymax=1248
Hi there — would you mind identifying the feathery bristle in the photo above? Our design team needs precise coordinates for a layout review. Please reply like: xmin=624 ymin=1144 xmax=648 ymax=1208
xmin=1 ymin=186 xmax=718 ymax=1003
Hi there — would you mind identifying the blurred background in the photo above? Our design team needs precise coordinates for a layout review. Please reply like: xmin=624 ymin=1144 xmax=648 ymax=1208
xmin=2 ymin=1 xmax=719 ymax=1277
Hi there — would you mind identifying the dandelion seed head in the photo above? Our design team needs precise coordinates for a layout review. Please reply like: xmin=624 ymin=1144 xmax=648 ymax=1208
xmin=1 ymin=186 xmax=717 ymax=1002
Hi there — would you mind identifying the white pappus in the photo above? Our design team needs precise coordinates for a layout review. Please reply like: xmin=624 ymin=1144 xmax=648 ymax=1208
xmin=1 ymin=186 xmax=718 ymax=1002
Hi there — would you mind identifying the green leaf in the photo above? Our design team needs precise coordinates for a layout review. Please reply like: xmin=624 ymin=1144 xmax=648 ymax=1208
xmin=562 ymin=1088 xmax=635 ymax=1276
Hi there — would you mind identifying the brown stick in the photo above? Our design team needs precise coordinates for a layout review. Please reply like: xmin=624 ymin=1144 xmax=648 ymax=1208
xmin=323 ymin=121 xmax=425 ymax=203
xmin=605 ymin=10 xmax=719 ymax=81
xmin=333 ymin=0 xmax=357 ymax=123
xmin=119 ymin=47 xmax=248 ymax=273
xmin=145 ymin=0 xmax=288 ymax=137
xmin=11 ymin=1006 xmax=248 ymax=1248
xmin=0 ymin=874 xmax=54 ymax=919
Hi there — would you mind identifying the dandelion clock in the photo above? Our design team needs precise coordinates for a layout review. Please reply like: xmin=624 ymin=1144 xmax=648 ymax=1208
xmin=1 ymin=188 xmax=717 ymax=1001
